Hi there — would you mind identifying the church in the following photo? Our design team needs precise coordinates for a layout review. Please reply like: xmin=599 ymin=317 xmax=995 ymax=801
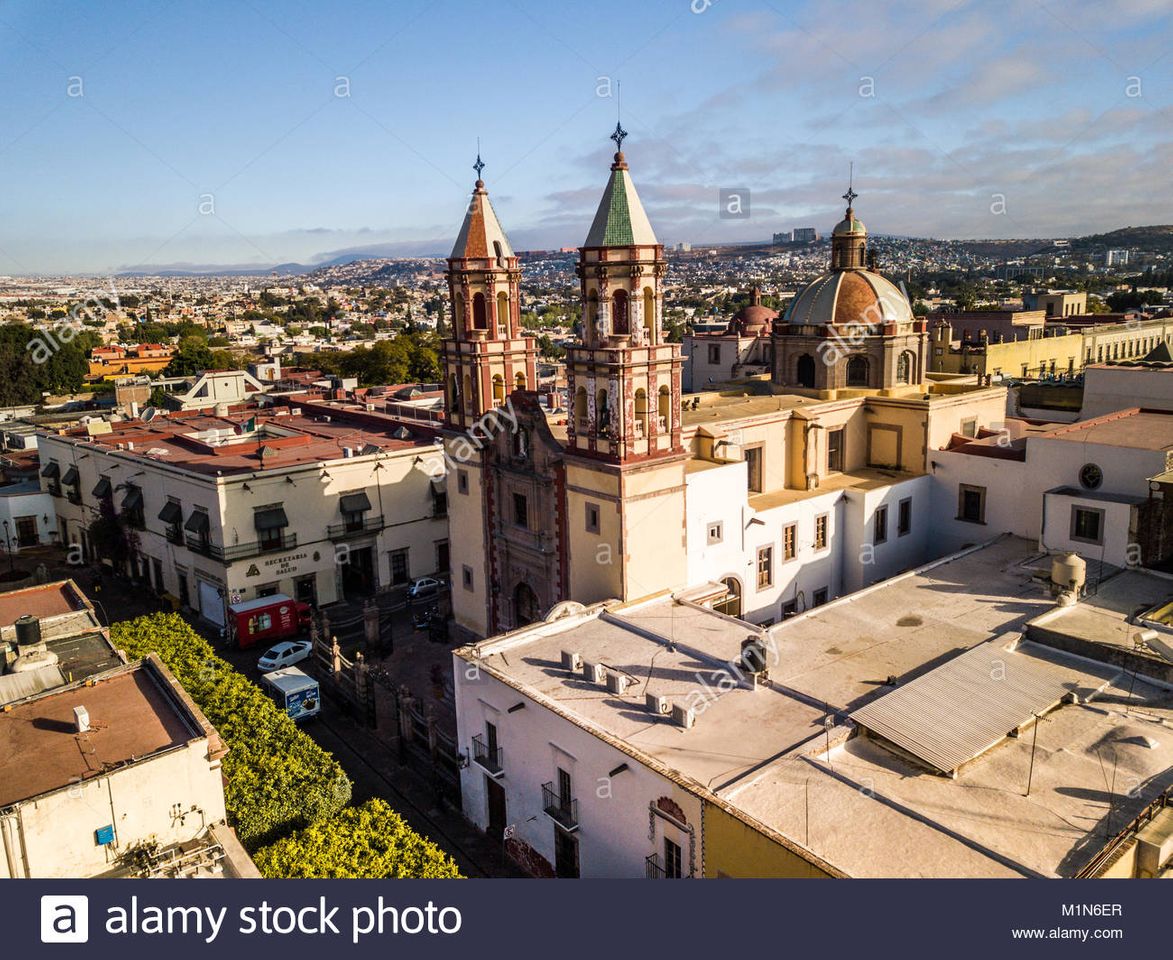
xmin=441 ymin=131 xmax=1008 ymax=640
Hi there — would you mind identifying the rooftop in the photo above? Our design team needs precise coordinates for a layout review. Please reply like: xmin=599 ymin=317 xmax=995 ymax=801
xmin=0 ymin=656 xmax=214 ymax=807
xmin=0 ymin=580 xmax=89 ymax=625
xmin=1040 ymin=407 xmax=1173 ymax=451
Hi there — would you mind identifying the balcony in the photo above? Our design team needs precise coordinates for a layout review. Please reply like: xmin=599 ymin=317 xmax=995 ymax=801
xmin=327 ymin=515 xmax=383 ymax=539
xmin=541 ymin=782 xmax=579 ymax=833
xmin=645 ymin=854 xmax=685 ymax=879
xmin=471 ymin=734 xmax=503 ymax=777
xmin=186 ymin=532 xmax=297 ymax=562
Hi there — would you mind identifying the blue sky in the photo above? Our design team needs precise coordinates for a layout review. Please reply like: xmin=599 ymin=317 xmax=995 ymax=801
xmin=0 ymin=0 xmax=1169 ymax=274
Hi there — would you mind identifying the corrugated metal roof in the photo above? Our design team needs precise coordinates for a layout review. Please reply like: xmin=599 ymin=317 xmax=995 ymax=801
xmin=0 ymin=664 xmax=66 ymax=706
xmin=850 ymin=640 xmax=1120 ymax=774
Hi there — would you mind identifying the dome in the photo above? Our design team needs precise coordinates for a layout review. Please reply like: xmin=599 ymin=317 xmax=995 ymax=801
xmin=832 ymin=213 xmax=866 ymax=236
xmin=783 ymin=269 xmax=913 ymax=328
xmin=727 ymin=303 xmax=778 ymax=336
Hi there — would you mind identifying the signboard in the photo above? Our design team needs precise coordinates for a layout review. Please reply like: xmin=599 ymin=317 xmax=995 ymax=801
xmin=286 ymin=685 xmax=320 ymax=720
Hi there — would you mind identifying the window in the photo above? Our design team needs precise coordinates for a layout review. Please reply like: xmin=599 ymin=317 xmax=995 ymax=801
xmin=896 ymin=351 xmax=913 ymax=384
xmin=708 ymin=344 xmax=721 ymax=364
xmin=706 ymin=521 xmax=723 ymax=545
xmin=873 ymin=505 xmax=888 ymax=544
xmin=585 ymin=502 xmax=600 ymax=534
xmin=827 ymin=428 xmax=844 ymax=472
xmin=846 ymin=355 xmax=869 ymax=387
xmin=390 ymin=548 xmax=410 ymax=585
xmin=432 ymin=486 xmax=448 ymax=518
xmin=783 ymin=523 xmax=796 ymax=560
xmin=436 ymin=539 xmax=449 ymax=572
xmin=462 ymin=565 xmax=474 ymax=591
xmin=960 ymin=417 xmax=977 ymax=438
xmin=958 ymin=484 xmax=986 ymax=524
xmin=744 ymin=446 xmax=763 ymax=493
xmin=898 ymin=497 xmax=912 ymax=536
xmin=814 ymin=513 xmax=828 ymax=550
xmin=1071 ymin=506 xmax=1104 ymax=545
xmin=663 ymin=838 xmax=683 ymax=879
xmin=781 ymin=599 xmax=798 ymax=619
xmin=813 ymin=587 xmax=829 ymax=607
xmin=457 ymin=469 xmax=469 ymax=495
xmin=513 ymin=492 xmax=528 ymax=528
xmin=756 ymin=545 xmax=773 ymax=590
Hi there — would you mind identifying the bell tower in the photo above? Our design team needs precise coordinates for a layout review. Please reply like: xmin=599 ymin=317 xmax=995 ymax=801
xmin=563 ymin=126 xmax=687 ymax=606
xmin=565 ymin=124 xmax=683 ymax=462
xmin=441 ymin=154 xmax=536 ymax=430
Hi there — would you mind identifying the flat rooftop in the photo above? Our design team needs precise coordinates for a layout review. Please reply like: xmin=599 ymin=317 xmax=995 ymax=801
xmin=0 ymin=581 xmax=87 ymax=624
xmin=0 ymin=658 xmax=204 ymax=807
xmin=1040 ymin=407 xmax=1173 ymax=451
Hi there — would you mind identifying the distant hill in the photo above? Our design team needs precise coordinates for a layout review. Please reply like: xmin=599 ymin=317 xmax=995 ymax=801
xmin=1067 ymin=225 xmax=1173 ymax=253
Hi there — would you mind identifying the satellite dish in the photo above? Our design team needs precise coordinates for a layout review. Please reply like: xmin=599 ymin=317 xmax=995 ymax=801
xmin=141 ymin=406 xmax=157 ymax=422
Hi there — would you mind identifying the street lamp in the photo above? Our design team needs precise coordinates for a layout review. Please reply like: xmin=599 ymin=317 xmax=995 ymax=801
xmin=1 ymin=519 xmax=14 ymax=576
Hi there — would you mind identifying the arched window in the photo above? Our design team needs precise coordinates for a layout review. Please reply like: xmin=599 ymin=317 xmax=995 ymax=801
xmin=846 ymin=355 xmax=869 ymax=387
xmin=454 ymin=297 xmax=464 ymax=332
xmin=515 ymin=371 xmax=526 ymax=391
xmin=597 ymin=388 xmax=610 ymax=430
xmin=587 ymin=290 xmax=599 ymax=332
xmin=514 ymin=582 xmax=541 ymax=627
xmin=643 ymin=287 xmax=656 ymax=339
xmin=512 ymin=428 xmax=528 ymax=459
xmin=575 ymin=386 xmax=588 ymax=430
xmin=657 ymin=384 xmax=671 ymax=432
xmin=796 ymin=353 xmax=816 ymax=388
xmin=896 ymin=350 xmax=914 ymax=384
xmin=713 ymin=577 xmax=742 ymax=618
xmin=497 ymin=291 xmax=509 ymax=335
xmin=492 ymin=374 xmax=504 ymax=405
xmin=449 ymin=374 xmax=459 ymax=412
xmin=634 ymin=388 xmax=648 ymax=437
xmin=472 ymin=292 xmax=487 ymax=330
xmin=612 ymin=290 xmax=629 ymax=335
xmin=462 ymin=374 xmax=473 ymax=413
xmin=493 ymin=240 xmax=504 ymax=266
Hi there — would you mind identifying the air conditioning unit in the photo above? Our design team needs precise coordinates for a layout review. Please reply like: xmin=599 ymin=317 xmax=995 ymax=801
xmin=606 ymin=671 xmax=630 ymax=695
xmin=560 ymin=650 xmax=582 ymax=673
xmin=582 ymin=661 xmax=606 ymax=685
xmin=741 ymin=636 xmax=769 ymax=675
xmin=671 ymin=703 xmax=695 ymax=729
xmin=645 ymin=693 xmax=670 ymax=716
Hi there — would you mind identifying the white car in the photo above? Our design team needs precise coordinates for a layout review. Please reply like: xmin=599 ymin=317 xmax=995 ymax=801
xmin=258 ymin=640 xmax=312 ymax=673
xmin=407 ymin=576 xmax=447 ymax=601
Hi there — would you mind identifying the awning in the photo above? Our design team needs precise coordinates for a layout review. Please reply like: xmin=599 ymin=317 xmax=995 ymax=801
xmin=339 ymin=491 xmax=371 ymax=514
xmin=61 ymin=466 xmax=79 ymax=486
xmin=158 ymin=500 xmax=183 ymax=524
xmin=40 ymin=461 xmax=60 ymax=479
xmin=184 ymin=510 xmax=210 ymax=533
xmin=121 ymin=486 xmax=143 ymax=511
xmin=91 ymin=476 xmax=112 ymax=498
xmin=254 ymin=507 xmax=289 ymax=532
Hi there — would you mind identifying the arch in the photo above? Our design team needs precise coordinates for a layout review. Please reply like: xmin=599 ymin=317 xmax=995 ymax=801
xmin=634 ymin=387 xmax=648 ymax=437
xmin=846 ymin=355 xmax=869 ymax=387
xmin=657 ymin=384 xmax=671 ymax=432
xmin=512 ymin=427 xmax=528 ymax=459
xmin=492 ymin=374 xmax=505 ymax=405
xmin=896 ymin=350 xmax=914 ymax=384
xmin=643 ymin=287 xmax=656 ymax=339
xmin=713 ymin=577 xmax=742 ymax=618
xmin=574 ymin=386 xmax=587 ymax=425
xmin=492 ymin=240 xmax=504 ymax=265
xmin=596 ymin=388 xmax=610 ymax=430
xmin=454 ymin=297 xmax=464 ymax=332
xmin=472 ymin=292 xmax=487 ymax=330
xmin=497 ymin=291 xmax=509 ymax=335
xmin=462 ymin=374 xmax=473 ymax=413
xmin=448 ymin=374 xmax=459 ymax=412
xmin=612 ymin=289 xmax=630 ymax=335
xmin=587 ymin=290 xmax=599 ymax=332
xmin=796 ymin=353 xmax=816 ymax=388
xmin=515 ymin=370 xmax=526 ymax=391
xmin=513 ymin=582 xmax=541 ymax=627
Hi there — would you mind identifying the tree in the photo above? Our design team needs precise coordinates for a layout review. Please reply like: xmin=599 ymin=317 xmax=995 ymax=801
xmin=164 ymin=335 xmax=215 ymax=376
xmin=251 ymin=799 xmax=461 ymax=879
xmin=0 ymin=323 xmax=94 ymax=405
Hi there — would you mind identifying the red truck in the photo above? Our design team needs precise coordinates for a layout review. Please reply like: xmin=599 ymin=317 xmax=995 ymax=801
xmin=229 ymin=594 xmax=313 ymax=649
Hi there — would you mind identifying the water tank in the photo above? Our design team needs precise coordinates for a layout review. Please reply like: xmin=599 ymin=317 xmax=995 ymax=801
xmin=1051 ymin=552 xmax=1087 ymax=594
xmin=11 ymin=647 xmax=59 ymax=673
xmin=14 ymin=614 xmax=41 ymax=648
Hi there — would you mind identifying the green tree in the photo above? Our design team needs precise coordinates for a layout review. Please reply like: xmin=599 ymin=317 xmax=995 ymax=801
xmin=164 ymin=335 xmax=215 ymax=376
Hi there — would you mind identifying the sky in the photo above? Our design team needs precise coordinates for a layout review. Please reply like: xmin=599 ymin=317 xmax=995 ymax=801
xmin=0 ymin=0 xmax=1170 ymax=274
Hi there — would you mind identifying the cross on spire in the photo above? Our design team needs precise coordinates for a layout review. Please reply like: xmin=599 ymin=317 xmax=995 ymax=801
xmin=610 ymin=121 xmax=628 ymax=153
xmin=842 ymin=161 xmax=857 ymax=207
xmin=473 ymin=151 xmax=485 ymax=181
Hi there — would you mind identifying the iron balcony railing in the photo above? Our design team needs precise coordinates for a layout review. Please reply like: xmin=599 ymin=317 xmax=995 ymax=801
xmin=186 ymin=532 xmax=297 ymax=562
xmin=541 ymin=782 xmax=578 ymax=832
xmin=471 ymin=734 xmax=503 ymax=776
xmin=327 ymin=515 xmax=384 ymax=539
xmin=645 ymin=854 xmax=685 ymax=879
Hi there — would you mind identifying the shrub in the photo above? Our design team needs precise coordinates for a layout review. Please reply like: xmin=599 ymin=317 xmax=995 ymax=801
xmin=111 ymin=613 xmax=351 ymax=849
xmin=252 ymin=799 xmax=462 ymax=878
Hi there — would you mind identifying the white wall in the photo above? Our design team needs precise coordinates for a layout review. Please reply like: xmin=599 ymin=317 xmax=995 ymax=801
xmin=1081 ymin=365 xmax=1173 ymax=418
xmin=0 ymin=486 xmax=58 ymax=547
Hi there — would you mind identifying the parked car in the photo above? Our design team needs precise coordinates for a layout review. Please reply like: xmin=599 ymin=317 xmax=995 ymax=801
xmin=258 ymin=640 xmax=313 ymax=673
xmin=407 ymin=576 xmax=447 ymax=601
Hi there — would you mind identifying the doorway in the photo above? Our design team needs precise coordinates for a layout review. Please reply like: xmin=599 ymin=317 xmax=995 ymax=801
xmin=513 ymin=581 xmax=540 ymax=627
xmin=554 ymin=829 xmax=579 ymax=879
xmin=295 ymin=574 xmax=318 ymax=607
xmin=342 ymin=545 xmax=377 ymax=597
xmin=15 ymin=516 xmax=37 ymax=547
xmin=485 ymin=777 xmax=506 ymax=840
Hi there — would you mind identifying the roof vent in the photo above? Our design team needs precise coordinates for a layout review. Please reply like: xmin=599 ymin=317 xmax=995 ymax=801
xmin=560 ymin=650 xmax=582 ymax=673
xmin=605 ymin=671 xmax=630 ymax=695
xmin=671 ymin=703 xmax=695 ymax=729
xmin=645 ymin=693 xmax=670 ymax=716
xmin=73 ymin=705 xmax=90 ymax=734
